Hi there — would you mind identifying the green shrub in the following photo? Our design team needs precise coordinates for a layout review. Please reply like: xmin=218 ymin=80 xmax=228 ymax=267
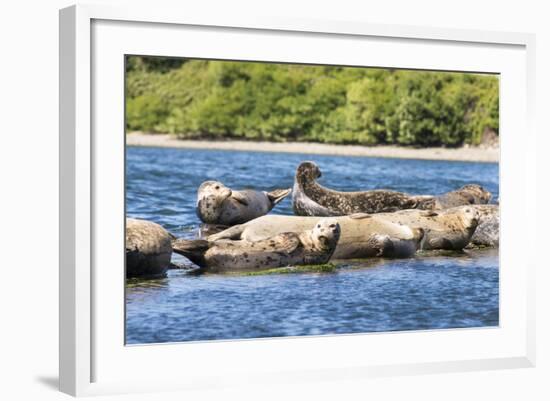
xmin=126 ymin=94 xmax=168 ymax=132
xmin=125 ymin=56 xmax=499 ymax=147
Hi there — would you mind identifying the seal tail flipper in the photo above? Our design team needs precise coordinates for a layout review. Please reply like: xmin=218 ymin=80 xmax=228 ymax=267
xmin=207 ymin=224 xmax=245 ymax=241
xmin=267 ymin=188 xmax=292 ymax=205
xmin=172 ymin=238 xmax=209 ymax=267
xmin=428 ymin=237 xmax=456 ymax=250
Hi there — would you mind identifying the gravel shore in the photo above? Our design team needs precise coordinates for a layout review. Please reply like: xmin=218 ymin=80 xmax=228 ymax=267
xmin=126 ymin=132 xmax=499 ymax=163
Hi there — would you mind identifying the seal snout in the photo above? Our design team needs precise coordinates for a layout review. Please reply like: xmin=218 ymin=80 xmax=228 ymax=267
xmin=220 ymin=187 xmax=232 ymax=199
xmin=201 ymin=181 xmax=232 ymax=200
xmin=316 ymin=166 xmax=322 ymax=179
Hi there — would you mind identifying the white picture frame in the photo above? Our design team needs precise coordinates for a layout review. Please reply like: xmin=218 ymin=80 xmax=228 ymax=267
xmin=59 ymin=3 xmax=536 ymax=397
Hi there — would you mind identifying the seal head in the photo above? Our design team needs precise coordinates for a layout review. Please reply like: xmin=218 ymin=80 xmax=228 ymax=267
xmin=460 ymin=184 xmax=492 ymax=204
xmin=310 ymin=218 xmax=341 ymax=254
xmin=296 ymin=161 xmax=322 ymax=183
xmin=458 ymin=206 xmax=480 ymax=235
xmin=196 ymin=181 xmax=233 ymax=224
xmin=435 ymin=184 xmax=492 ymax=209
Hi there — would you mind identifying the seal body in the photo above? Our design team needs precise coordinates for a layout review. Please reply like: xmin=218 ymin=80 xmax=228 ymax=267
xmin=467 ymin=204 xmax=499 ymax=247
xmin=196 ymin=180 xmax=291 ymax=225
xmin=208 ymin=214 xmax=424 ymax=259
xmin=435 ymin=184 xmax=492 ymax=209
xmin=292 ymin=161 xmax=435 ymax=216
xmin=126 ymin=218 xmax=173 ymax=278
xmin=172 ymin=218 xmax=341 ymax=273
xmin=372 ymin=206 xmax=480 ymax=250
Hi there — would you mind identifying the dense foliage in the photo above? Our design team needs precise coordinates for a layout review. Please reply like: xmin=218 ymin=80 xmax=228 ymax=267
xmin=126 ymin=56 xmax=499 ymax=147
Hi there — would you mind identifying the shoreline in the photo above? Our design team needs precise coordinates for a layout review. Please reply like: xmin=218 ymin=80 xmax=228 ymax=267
xmin=126 ymin=132 xmax=499 ymax=163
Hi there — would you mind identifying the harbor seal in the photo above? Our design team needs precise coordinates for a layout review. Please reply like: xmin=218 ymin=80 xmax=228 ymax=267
xmin=196 ymin=180 xmax=291 ymax=225
xmin=435 ymin=184 xmax=492 ymax=209
xmin=126 ymin=218 xmax=173 ymax=278
xmin=172 ymin=218 xmax=341 ymax=273
xmin=208 ymin=214 xmax=425 ymax=259
xmin=292 ymin=161 xmax=436 ymax=216
xmin=370 ymin=205 xmax=480 ymax=250
xmin=467 ymin=204 xmax=499 ymax=248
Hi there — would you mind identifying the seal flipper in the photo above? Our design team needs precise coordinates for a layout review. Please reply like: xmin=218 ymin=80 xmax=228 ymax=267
xmin=348 ymin=212 xmax=371 ymax=220
xmin=428 ymin=237 xmax=455 ymax=250
xmin=207 ymin=224 xmax=245 ymax=241
xmin=269 ymin=233 xmax=301 ymax=255
xmin=266 ymin=188 xmax=292 ymax=206
xmin=172 ymin=238 xmax=210 ymax=267
xmin=231 ymin=192 xmax=249 ymax=206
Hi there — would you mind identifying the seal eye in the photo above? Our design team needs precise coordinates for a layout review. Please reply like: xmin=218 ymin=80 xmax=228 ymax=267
xmin=317 ymin=224 xmax=321 ymax=228
xmin=215 ymin=185 xmax=220 ymax=190
xmin=329 ymin=224 xmax=336 ymax=229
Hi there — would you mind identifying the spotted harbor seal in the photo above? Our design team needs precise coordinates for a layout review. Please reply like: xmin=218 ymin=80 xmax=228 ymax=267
xmin=368 ymin=205 xmax=480 ymax=250
xmin=434 ymin=184 xmax=492 ymax=209
xmin=292 ymin=161 xmax=436 ymax=216
xmin=197 ymin=180 xmax=291 ymax=225
xmin=293 ymin=161 xmax=493 ymax=217
xmin=207 ymin=214 xmax=424 ymax=259
xmin=172 ymin=218 xmax=341 ymax=273
xmin=467 ymin=204 xmax=499 ymax=248
xmin=126 ymin=218 xmax=173 ymax=278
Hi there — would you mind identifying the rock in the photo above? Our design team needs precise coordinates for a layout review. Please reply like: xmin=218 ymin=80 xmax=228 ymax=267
xmin=126 ymin=218 xmax=173 ymax=278
xmin=468 ymin=204 xmax=499 ymax=248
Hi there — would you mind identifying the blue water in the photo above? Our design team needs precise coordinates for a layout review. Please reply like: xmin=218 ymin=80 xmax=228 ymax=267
xmin=125 ymin=146 xmax=499 ymax=344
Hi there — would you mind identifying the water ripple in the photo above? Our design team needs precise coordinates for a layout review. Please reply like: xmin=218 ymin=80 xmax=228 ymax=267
xmin=125 ymin=146 xmax=499 ymax=344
